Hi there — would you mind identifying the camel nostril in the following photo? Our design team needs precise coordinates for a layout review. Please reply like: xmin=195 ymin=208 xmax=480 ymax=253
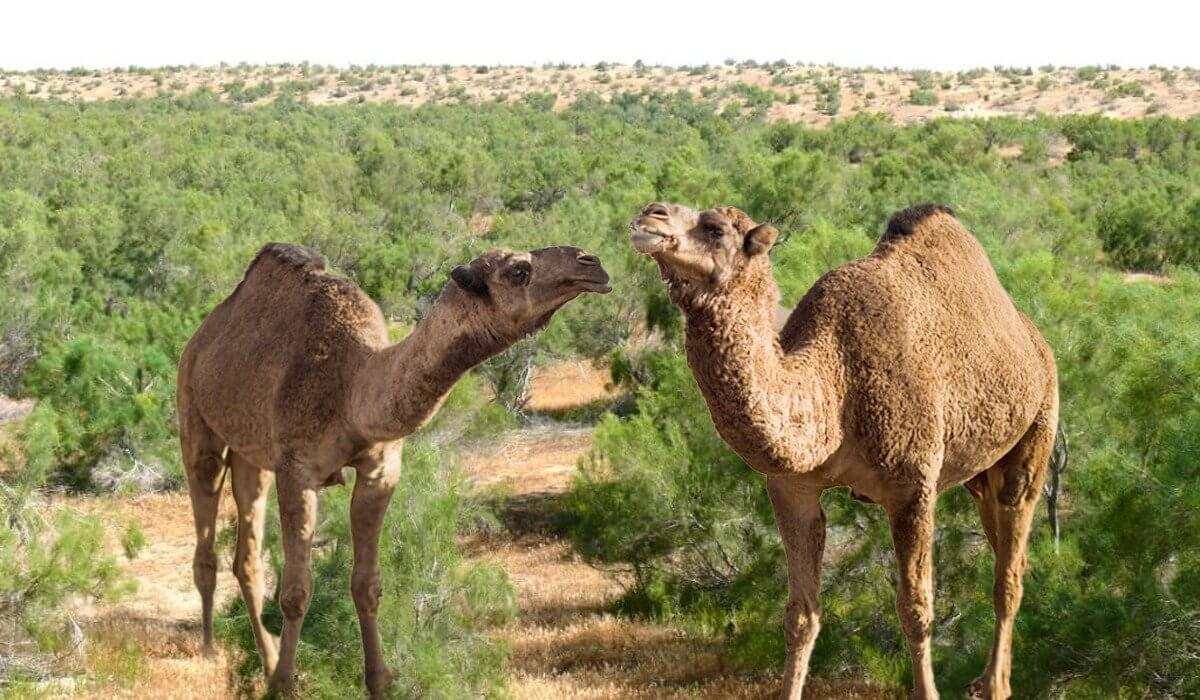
xmin=644 ymin=203 xmax=670 ymax=218
xmin=578 ymin=254 xmax=600 ymax=266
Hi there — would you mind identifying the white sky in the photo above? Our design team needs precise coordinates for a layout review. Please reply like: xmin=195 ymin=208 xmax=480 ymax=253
xmin=2 ymin=0 xmax=1198 ymax=71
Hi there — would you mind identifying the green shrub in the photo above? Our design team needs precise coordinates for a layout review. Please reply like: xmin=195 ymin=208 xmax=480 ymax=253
xmin=815 ymin=79 xmax=841 ymax=116
xmin=909 ymin=89 xmax=938 ymax=106
xmin=0 ymin=457 xmax=129 ymax=684
xmin=1106 ymin=81 xmax=1146 ymax=99
xmin=1095 ymin=190 xmax=1174 ymax=271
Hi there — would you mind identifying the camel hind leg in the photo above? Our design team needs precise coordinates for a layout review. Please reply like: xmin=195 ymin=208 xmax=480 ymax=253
xmin=965 ymin=403 xmax=1056 ymax=699
xmin=180 ymin=404 xmax=227 ymax=655
xmin=230 ymin=452 xmax=279 ymax=676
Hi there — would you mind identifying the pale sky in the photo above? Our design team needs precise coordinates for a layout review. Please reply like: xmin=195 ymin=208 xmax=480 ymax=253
xmin=3 ymin=0 xmax=1198 ymax=71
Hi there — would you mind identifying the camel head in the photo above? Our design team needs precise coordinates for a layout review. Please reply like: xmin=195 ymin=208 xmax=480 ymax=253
xmin=449 ymin=246 xmax=611 ymax=335
xmin=630 ymin=202 xmax=779 ymax=303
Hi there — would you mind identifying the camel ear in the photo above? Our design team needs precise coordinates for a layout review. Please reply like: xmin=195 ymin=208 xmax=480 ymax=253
xmin=451 ymin=264 xmax=488 ymax=295
xmin=744 ymin=223 xmax=779 ymax=256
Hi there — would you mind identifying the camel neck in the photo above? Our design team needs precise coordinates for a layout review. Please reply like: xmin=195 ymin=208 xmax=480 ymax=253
xmin=351 ymin=291 xmax=506 ymax=441
xmin=681 ymin=263 xmax=841 ymax=474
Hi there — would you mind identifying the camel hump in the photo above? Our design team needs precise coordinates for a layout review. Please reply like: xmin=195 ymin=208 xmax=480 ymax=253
xmin=882 ymin=203 xmax=956 ymax=240
xmin=252 ymin=242 xmax=326 ymax=273
xmin=227 ymin=243 xmax=326 ymax=299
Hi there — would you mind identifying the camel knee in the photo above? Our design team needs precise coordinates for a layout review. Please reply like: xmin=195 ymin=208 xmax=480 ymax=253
xmin=784 ymin=599 xmax=820 ymax=649
xmin=232 ymin=550 xmax=260 ymax=587
xmin=351 ymin=571 xmax=382 ymax=616
xmin=897 ymin=597 xmax=933 ymax=640
xmin=993 ymin=559 xmax=1027 ymax=616
xmin=280 ymin=583 xmax=312 ymax=621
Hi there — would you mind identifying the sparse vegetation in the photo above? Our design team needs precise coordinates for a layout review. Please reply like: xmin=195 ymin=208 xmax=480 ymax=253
xmin=0 ymin=64 xmax=1193 ymax=125
xmin=1 ymin=67 xmax=1200 ymax=697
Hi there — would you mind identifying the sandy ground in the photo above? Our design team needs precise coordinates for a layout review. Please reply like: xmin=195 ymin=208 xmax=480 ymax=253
xmin=2 ymin=63 xmax=1197 ymax=126
xmin=51 ymin=494 xmax=240 ymax=699
xmin=19 ymin=361 xmax=889 ymax=698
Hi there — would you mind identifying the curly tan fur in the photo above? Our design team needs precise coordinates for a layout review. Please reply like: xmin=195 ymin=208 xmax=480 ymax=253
xmin=177 ymin=243 xmax=608 ymax=697
xmin=631 ymin=202 xmax=1057 ymax=700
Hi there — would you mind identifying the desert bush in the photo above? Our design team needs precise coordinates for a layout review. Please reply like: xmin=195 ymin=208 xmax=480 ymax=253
xmin=909 ymin=89 xmax=938 ymax=106
xmin=0 ymin=431 xmax=129 ymax=689
xmin=1095 ymin=189 xmax=1175 ymax=271
xmin=1106 ymin=81 xmax=1146 ymax=99
xmin=815 ymin=79 xmax=841 ymax=116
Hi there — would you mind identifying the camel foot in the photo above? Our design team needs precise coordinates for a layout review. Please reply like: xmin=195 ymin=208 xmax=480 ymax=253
xmin=966 ymin=675 xmax=1009 ymax=700
xmin=200 ymin=642 xmax=217 ymax=659
xmin=966 ymin=678 xmax=984 ymax=700
xmin=267 ymin=669 xmax=299 ymax=698
xmin=366 ymin=667 xmax=395 ymax=699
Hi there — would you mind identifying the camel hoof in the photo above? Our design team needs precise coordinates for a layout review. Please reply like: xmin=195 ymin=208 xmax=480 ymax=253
xmin=966 ymin=679 xmax=984 ymax=699
xmin=267 ymin=671 xmax=299 ymax=698
xmin=366 ymin=668 xmax=395 ymax=698
xmin=966 ymin=676 xmax=1008 ymax=700
xmin=200 ymin=643 xmax=218 ymax=659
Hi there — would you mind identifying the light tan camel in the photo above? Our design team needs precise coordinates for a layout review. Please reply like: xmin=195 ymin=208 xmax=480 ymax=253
xmin=177 ymin=243 xmax=609 ymax=697
xmin=630 ymin=203 xmax=1057 ymax=700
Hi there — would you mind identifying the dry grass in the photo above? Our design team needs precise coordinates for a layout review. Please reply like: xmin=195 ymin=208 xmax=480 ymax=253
xmin=526 ymin=361 xmax=618 ymax=414
xmin=44 ymin=493 xmax=240 ymax=699
xmin=461 ymin=425 xmax=593 ymax=495
xmin=69 ymin=616 xmax=235 ymax=700
xmin=1122 ymin=271 xmax=1172 ymax=285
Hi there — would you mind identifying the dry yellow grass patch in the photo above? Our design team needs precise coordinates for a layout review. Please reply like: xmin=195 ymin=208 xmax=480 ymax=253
xmin=1123 ymin=272 xmax=1172 ymax=285
xmin=526 ymin=360 xmax=619 ymax=413
xmin=461 ymin=425 xmax=593 ymax=495
xmin=47 ymin=493 xmax=241 ymax=699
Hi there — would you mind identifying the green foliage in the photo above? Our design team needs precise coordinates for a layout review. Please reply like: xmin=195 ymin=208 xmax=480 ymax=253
xmin=4 ymin=98 xmax=1197 ymax=493
xmin=216 ymin=439 xmax=516 ymax=698
xmin=0 ymin=453 xmax=129 ymax=682
xmin=1106 ymin=81 xmax=1146 ymax=99
xmin=1096 ymin=189 xmax=1200 ymax=271
xmin=2 ymin=91 xmax=1200 ymax=695
xmin=815 ymin=79 xmax=841 ymax=116
xmin=121 ymin=520 xmax=148 ymax=560
xmin=909 ymin=89 xmax=938 ymax=106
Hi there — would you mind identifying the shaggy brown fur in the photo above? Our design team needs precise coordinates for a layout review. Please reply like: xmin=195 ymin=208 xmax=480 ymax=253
xmin=630 ymin=202 xmax=1057 ymax=700
xmin=177 ymin=243 xmax=609 ymax=697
